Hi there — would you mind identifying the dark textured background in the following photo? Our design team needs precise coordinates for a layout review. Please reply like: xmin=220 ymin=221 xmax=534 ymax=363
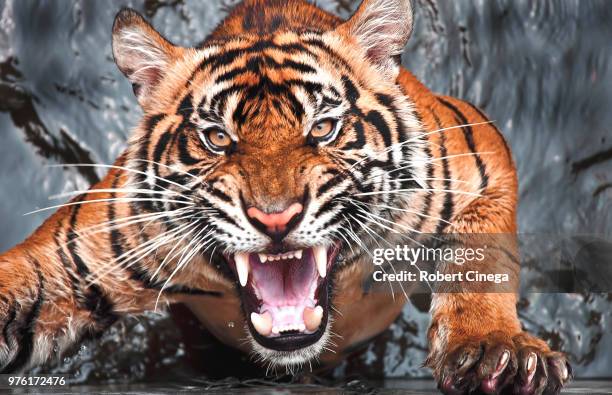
xmin=0 ymin=0 xmax=611 ymax=385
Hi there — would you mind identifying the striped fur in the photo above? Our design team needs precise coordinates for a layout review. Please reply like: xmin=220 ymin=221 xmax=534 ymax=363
xmin=0 ymin=1 xmax=570 ymax=392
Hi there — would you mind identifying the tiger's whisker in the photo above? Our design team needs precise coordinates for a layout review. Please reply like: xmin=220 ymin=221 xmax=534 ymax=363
xmin=49 ymin=188 xmax=193 ymax=201
xmin=350 ymin=208 xmax=435 ymax=292
xmin=390 ymin=177 xmax=472 ymax=185
xmin=51 ymin=208 xmax=192 ymax=262
xmin=341 ymin=218 xmax=398 ymax=300
xmin=355 ymin=188 xmax=483 ymax=198
xmin=24 ymin=197 xmax=193 ymax=216
xmin=150 ymin=224 xmax=210 ymax=281
xmin=88 ymin=219 xmax=198 ymax=285
xmin=331 ymin=225 xmax=355 ymax=256
xmin=131 ymin=159 xmax=201 ymax=182
xmin=154 ymin=227 xmax=214 ymax=310
xmin=87 ymin=219 xmax=197 ymax=285
xmin=72 ymin=208 xmax=192 ymax=245
xmin=46 ymin=163 xmax=191 ymax=191
xmin=348 ymin=213 xmax=411 ymax=300
xmin=338 ymin=197 xmax=453 ymax=226
xmin=347 ymin=121 xmax=495 ymax=170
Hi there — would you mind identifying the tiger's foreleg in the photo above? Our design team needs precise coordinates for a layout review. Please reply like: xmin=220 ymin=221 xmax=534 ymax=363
xmin=0 ymin=250 xmax=110 ymax=372
xmin=0 ymin=243 xmax=174 ymax=373
xmin=0 ymin=181 xmax=181 ymax=373
xmin=425 ymin=203 xmax=571 ymax=394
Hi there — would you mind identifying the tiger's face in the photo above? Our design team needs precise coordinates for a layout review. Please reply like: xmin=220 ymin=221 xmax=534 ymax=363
xmin=112 ymin=0 xmax=424 ymax=366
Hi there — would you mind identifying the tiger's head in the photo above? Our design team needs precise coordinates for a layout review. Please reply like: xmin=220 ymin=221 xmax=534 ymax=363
xmin=111 ymin=0 xmax=426 ymax=367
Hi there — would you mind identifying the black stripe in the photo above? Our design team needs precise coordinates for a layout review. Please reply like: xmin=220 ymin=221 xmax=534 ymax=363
xmin=65 ymin=199 xmax=89 ymax=277
xmin=341 ymin=120 xmax=367 ymax=150
xmin=214 ymin=57 xmax=316 ymax=85
xmin=285 ymin=79 xmax=323 ymax=93
xmin=432 ymin=111 xmax=454 ymax=234
xmin=374 ymin=93 xmax=394 ymax=108
xmin=177 ymin=132 xmax=201 ymax=166
xmin=413 ymin=111 xmax=435 ymax=233
xmin=118 ymin=211 xmax=221 ymax=297
xmin=108 ymin=173 xmax=126 ymax=264
xmin=139 ymin=113 xmax=165 ymax=164
xmin=318 ymin=209 xmax=347 ymax=232
xmin=177 ymin=92 xmax=194 ymax=117
xmin=158 ymin=285 xmax=223 ymax=297
xmin=302 ymin=37 xmax=353 ymax=73
xmin=54 ymin=232 xmax=84 ymax=306
xmin=2 ymin=261 xmax=44 ymax=373
xmin=65 ymin=202 xmax=118 ymax=328
xmin=207 ymin=84 xmax=250 ymax=116
xmin=122 ymin=264 xmax=166 ymax=292
xmin=438 ymin=98 xmax=489 ymax=190
xmin=313 ymin=198 xmax=342 ymax=219
xmin=153 ymin=132 xmax=173 ymax=169
xmin=316 ymin=169 xmax=343 ymax=197
xmin=151 ymin=130 xmax=174 ymax=209
xmin=207 ymin=186 xmax=233 ymax=203
xmin=278 ymin=59 xmax=316 ymax=74
xmin=364 ymin=110 xmax=393 ymax=157
xmin=193 ymin=40 xmax=318 ymax=80
xmin=210 ymin=207 xmax=239 ymax=228
xmin=215 ymin=66 xmax=250 ymax=84
xmin=1 ymin=299 xmax=17 ymax=350
xmin=464 ymin=102 xmax=512 ymax=159
xmin=134 ymin=116 xmax=162 ymax=212
xmin=341 ymin=76 xmax=361 ymax=105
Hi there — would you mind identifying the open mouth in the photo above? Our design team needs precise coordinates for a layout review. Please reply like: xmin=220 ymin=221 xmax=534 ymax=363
xmin=225 ymin=243 xmax=341 ymax=351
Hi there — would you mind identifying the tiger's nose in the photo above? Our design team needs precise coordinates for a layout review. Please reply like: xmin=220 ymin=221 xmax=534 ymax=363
xmin=246 ymin=203 xmax=304 ymax=241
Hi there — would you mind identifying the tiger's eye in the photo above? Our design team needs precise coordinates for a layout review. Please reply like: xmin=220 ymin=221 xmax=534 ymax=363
xmin=207 ymin=129 xmax=232 ymax=148
xmin=310 ymin=119 xmax=336 ymax=139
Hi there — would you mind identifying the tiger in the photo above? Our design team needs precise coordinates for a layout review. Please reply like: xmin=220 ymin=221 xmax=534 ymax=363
xmin=0 ymin=0 xmax=571 ymax=393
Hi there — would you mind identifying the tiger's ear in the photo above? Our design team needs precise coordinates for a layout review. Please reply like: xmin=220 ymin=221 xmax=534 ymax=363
xmin=112 ymin=8 xmax=181 ymax=109
xmin=337 ymin=0 xmax=413 ymax=80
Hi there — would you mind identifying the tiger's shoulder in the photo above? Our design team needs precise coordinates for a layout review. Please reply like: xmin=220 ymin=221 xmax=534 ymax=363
xmin=397 ymin=69 xmax=518 ymax=233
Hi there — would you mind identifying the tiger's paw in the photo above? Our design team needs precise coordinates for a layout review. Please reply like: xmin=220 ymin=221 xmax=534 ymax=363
xmin=432 ymin=331 xmax=571 ymax=395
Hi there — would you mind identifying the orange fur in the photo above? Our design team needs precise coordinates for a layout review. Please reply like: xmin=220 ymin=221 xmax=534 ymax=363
xmin=0 ymin=2 xmax=570 ymax=392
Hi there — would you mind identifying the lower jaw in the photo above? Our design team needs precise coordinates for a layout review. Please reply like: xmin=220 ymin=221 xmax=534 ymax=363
xmin=245 ymin=284 xmax=329 ymax=352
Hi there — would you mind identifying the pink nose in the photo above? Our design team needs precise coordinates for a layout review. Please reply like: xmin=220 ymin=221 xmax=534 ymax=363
xmin=246 ymin=203 xmax=303 ymax=234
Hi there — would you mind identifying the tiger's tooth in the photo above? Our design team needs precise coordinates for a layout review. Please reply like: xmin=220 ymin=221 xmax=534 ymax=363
xmin=295 ymin=250 xmax=303 ymax=259
xmin=313 ymin=245 xmax=327 ymax=278
xmin=250 ymin=311 xmax=272 ymax=336
xmin=303 ymin=305 xmax=323 ymax=331
xmin=258 ymin=253 xmax=267 ymax=263
xmin=234 ymin=252 xmax=249 ymax=286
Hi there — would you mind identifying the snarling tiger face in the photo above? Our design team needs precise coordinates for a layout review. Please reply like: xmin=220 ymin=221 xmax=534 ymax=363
xmin=112 ymin=0 xmax=426 ymax=366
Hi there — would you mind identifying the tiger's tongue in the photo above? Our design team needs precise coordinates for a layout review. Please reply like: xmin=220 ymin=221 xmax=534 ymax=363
xmin=249 ymin=251 xmax=322 ymax=336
